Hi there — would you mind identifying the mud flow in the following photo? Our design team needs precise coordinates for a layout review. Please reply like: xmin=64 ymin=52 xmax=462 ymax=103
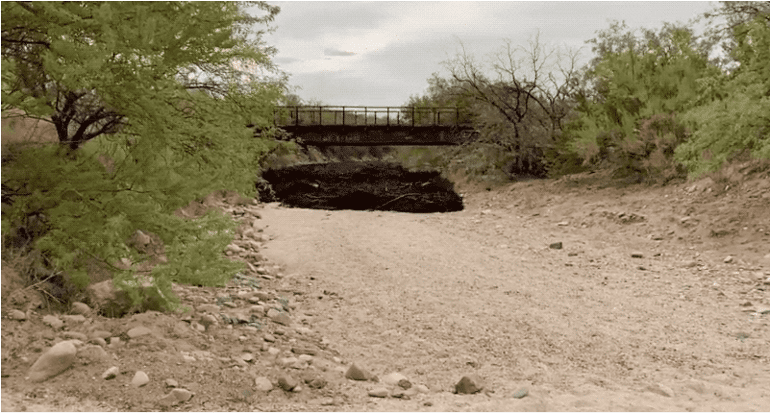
xmin=262 ymin=161 xmax=463 ymax=213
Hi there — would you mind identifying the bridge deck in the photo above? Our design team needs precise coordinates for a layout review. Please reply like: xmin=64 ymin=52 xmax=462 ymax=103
xmin=272 ymin=106 xmax=476 ymax=146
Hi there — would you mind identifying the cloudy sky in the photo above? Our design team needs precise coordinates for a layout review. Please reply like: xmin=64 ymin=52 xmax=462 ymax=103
xmin=264 ymin=1 xmax=715 ymax=107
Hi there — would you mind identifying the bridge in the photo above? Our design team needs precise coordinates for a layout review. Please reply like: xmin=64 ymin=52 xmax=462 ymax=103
xmin=271 ymin=106 xmax=477 ymax=146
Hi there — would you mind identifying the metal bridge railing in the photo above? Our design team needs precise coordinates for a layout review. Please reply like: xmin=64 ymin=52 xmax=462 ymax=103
xmin=274 ymin=106 xmax=472 ymax=128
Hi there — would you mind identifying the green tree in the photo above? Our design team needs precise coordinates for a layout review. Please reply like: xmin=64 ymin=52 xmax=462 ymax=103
xmin=675 ymin=15 xmax=770 ymax=175
xmin=564 ymin=22 xmax=718 ymax=180
xmin=2 ymin=1 xmax=286 ymax=312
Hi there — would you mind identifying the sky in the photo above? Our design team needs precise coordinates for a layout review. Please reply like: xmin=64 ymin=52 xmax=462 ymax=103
xmin=264 ymin=1 xmax=716 ymax=107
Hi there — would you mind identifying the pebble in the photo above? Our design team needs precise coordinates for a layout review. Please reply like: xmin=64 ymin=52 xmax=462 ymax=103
xmin=513 ymin=387 xmax=529 ymax=399
xmin=126 ymin=326 xmax=152 ymax=339
xmin=165 ymin=378 xmax=179 ymax=388
xmin=414 ymin=384 xmax=430 ymax=393
xmin=368 ymin=387 xmax=389 ymax=398
xmin=28 ymin=340 xmax=77 ymax=382
xmin=549 ymin=242 xmax=563 ymax=250
xmin=279 ymin=356 xmax=299 ymax=367
xmin=455 ymin=375 xmax=484 ymax=394
xmin=132 ymin=370 xmax=150 ymax=387
xmin=724 ymin=256 xmax=734 ymax=263
xmin=267 ymin=347 xmax=281 ymax=356
xmin=9 ymin=309 xmax=27 ymax=320
xmin=241 ymin=353 xmax=254 ymax=363
xmin=398 ymin=379 xmax=413 ymax=389
xmin=91 ymin=337 xmax=107 ymax=347
xmin=631 ymin=252 xmax=644 ymax=258
xmin=70 ymin=302 xmax=91 ymax=315
xmin=263 ymin=333 xmax=276 ymax=342
xmin=345 ymin=363 xmax=374 ymax=381
xmin=254 ymin=376 xmax=273 ymax=392
xmin=42 ymin=315 xmax=64 ymax=330
xmin=158 ymin=388 xmax=194 ymax=407
xmin=278 ymin=374 xmax=299 ymax=391
xmin=102 ymin=366 xmax=119 ymax=380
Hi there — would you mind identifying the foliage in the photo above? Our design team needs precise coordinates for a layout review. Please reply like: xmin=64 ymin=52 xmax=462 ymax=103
xmin=675 ymin=16 xmax=770 ymax=176
xmin=2 ymin=1 xmax=285 ymax=311
xmin=561 ymin=22 xmax=719 ymax=180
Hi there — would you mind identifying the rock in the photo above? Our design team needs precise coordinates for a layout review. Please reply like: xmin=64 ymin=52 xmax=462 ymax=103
xmin=382 ymin=372 xmax=408 ymax=386
xmin=108 ymin=337 xmax=123 ymax=348
xmin=91 ymin=330 xmax=112 ymax=340
xmin=226 ymin=244 xmax=243 ymax=254
xmin=292 ymin=344 xmax=318 ymax=355
xmin=71 ymin=302 xmax=91 ymax=315
xmin=398 ymin=379 xmax=413 ymax=389
xmin=298 ymin=354 xmax=313 ymax=363
xmin=132 ymin=371 xmax=150 ymax=387
xmin=102 ymin=366 xmax=119 ymax=380
xmin=267 ymin=347 xmax=281 ymax=356
xmin=263 ymin=333 xmax=276 ymax=342
xmin=345 ymin=363 xmax=374 ymax=381
xmin=513 ymin=387 xmax=529 ymax=399
xmin=126 ymin=326 xmax=152 ymax=339
xmin=368 ymin=387 xmax=389 ymax=398
xmin=309 ymin=377 xmax=327 ymax=389
xmin=724 ymin=256 xmax=734 ymax=264
xmin=62 ymin=331 xmax=88 ymax=341
xmin=391 ymin=389 xmax=409 ymax=399
xmin=254 ymin=291 xmax=271 ymax=301
xmin=165 ymin=378 xmax=178 ymax=388
xmin=77 ymin=345 xmax=109 ymax=363
xmin=254 ymin=376 xmax=273 ymax=392
xmin=454 ymin=375 xmax=484 ymax=394
xmin=556 ymin=221 xmax=570 ymax=226
xmin=9 ymin=309 xmax=27 ymax=320
xmin=158 ymin=388 xmax=194 ymax=407
xmin=549 ymin=242 xmax=563 ymax=250
xmin=86 ymin=279 xmax=164 ymax=317
xmin=241 ymin=353 xmax=254 ymax=363
xmin=631 ymin=252 xmax=644 ymax=258
xmin=199 ymin=314 xmax=218 ymax=328
xmin=42 ymin=315 xmax=64 ymax=330
xmin=270 ymin=312 xmax=292 ymax=326
xmin=62 ymin=314 xmax=86 ymax=324
xmin=278 ymin=374 xmax=299 ymax=391
xmin=197 ymin=304 xmax=220 ymax=314
xmin=646 ymin=383 xmax=675 ymax=397
xmin=414 ymin=384 xmax=430 ymax=393
xmin=279 ymin=356 xmax=299 ymax=367
xmin=27 ymin=341 xmax=77 ymax=382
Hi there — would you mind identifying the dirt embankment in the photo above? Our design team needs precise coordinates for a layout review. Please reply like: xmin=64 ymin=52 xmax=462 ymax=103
xmin=2 ymin=165 xmax=769 ymax=411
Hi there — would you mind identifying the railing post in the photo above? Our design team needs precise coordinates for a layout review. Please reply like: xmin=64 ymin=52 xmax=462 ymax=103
xmin=295 ymin=106 xmax=299 ymax=126
xmin=437 ymin=110 xmax=440 ymax=126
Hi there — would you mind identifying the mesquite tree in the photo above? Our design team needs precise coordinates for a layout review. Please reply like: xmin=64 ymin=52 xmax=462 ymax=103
xmin=443 ymin=33 xmax=581 ymax=175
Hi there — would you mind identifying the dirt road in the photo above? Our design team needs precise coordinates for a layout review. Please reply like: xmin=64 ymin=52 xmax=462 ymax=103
xmin=259 ymin=176 xmax=770 ymax=411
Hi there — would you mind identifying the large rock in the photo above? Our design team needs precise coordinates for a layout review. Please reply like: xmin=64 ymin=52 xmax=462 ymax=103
xmin=86 ymin=279 xmax=166 ymax=317
xmin=28 ymin=340 xmax=77 ymax=382
xmin=454 ymin=375 xmax=484 ymax=394
xmin=345 ymin=363 xmax=375 ymax=381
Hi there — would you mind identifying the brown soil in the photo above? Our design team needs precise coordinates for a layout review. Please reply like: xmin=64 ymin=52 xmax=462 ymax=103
xmin=2 ymin=165 xmax=770 ymax=411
